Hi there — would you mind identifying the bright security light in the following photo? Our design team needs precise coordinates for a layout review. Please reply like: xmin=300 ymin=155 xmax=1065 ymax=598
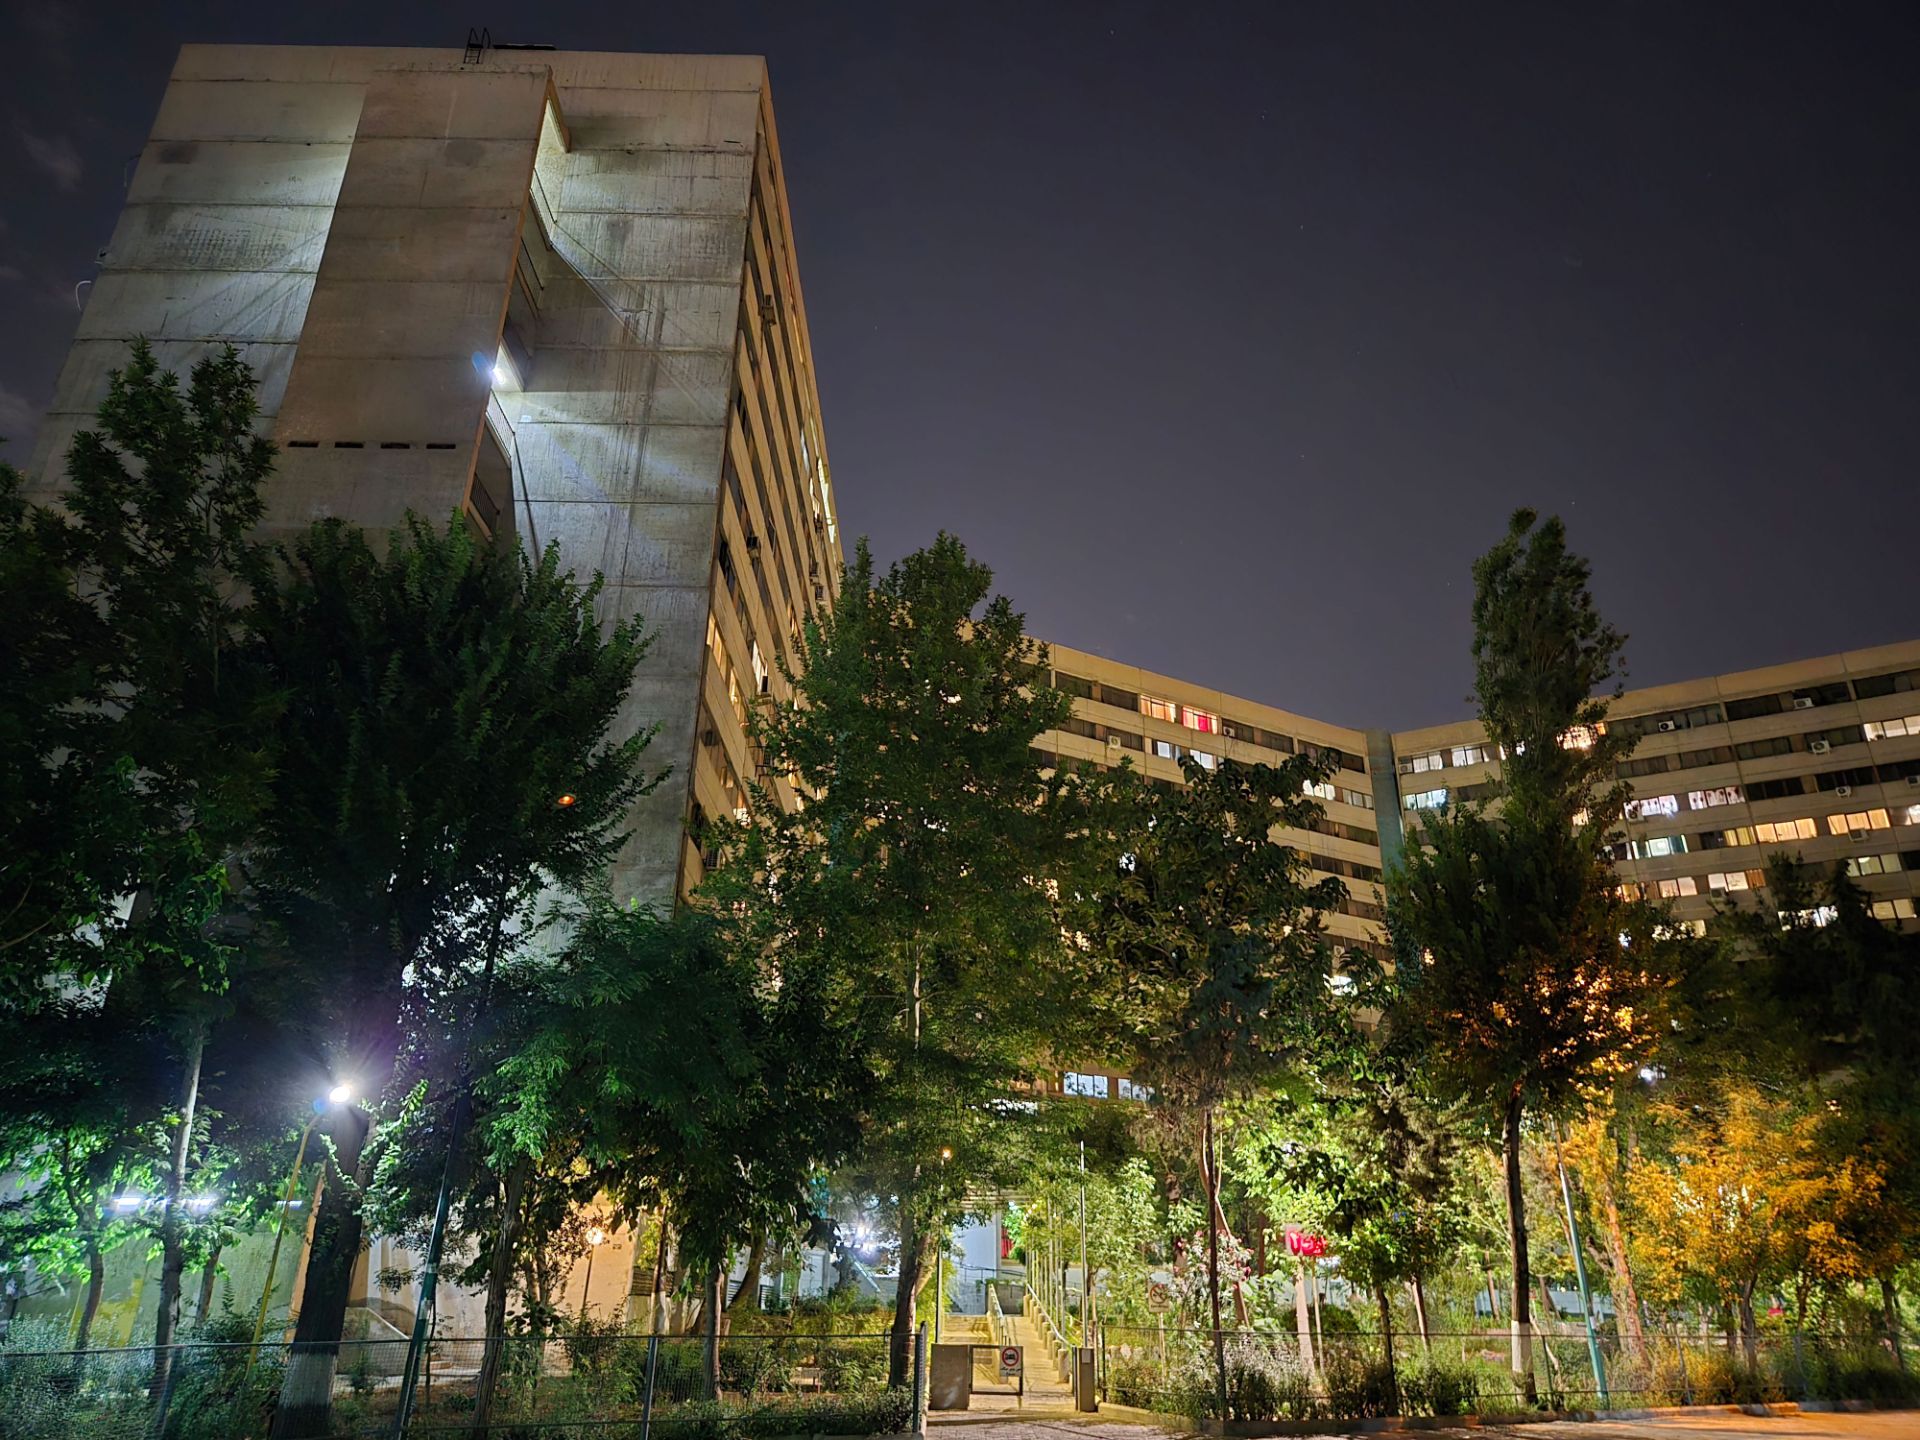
xmin=492 ymin=365 xmax=512 ymax=387
xmin=587 ymin=1226 xmax=607 ymax=1247
xmin=111 ymin=1194 xmax=144 ymax=1211
xmin=328 ymin=1083 xmax=353 ymax=1105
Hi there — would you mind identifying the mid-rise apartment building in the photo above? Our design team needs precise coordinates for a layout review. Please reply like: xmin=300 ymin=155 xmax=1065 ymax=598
xmin=23 ymin=42 xmax=843 ymax=908
xmin=1036 ymin=637 xmax=1920 ymax=1046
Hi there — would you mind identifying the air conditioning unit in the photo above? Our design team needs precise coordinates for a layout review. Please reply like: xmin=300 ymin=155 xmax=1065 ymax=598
xmin=1835 ymin=785 xmax=1855 ymax=798
xmin=1810 ymin=739 xmax=1832 ymax=754
xmin=1106 ymin=735 xmax=1125 ymax=754
xmin=1656 ymin=720 xmax=1679 ymax=733
xmin=1793 ymin=696 xmax=1815 ymax=710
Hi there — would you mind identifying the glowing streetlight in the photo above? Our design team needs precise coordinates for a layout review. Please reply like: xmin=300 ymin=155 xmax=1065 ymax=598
xmin=556 ymin=793 xmax=578 ymax=809
xmin=581 ymin=1224 xmax=608 ymax=1319
xmin=328 ymin=1083 xmax=353 ymax=1105
xmin=248 ymin=1083 xmax=355 ymax=1379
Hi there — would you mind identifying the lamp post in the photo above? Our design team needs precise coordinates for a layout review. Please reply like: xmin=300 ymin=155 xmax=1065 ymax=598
xmin=582 ymin=1226 xmax=607 ymax=1319
xmin=936 ymin=1147 xmax=952 ymax=1344
xmin=246 ymin=1084 xmax=351 ymax=1381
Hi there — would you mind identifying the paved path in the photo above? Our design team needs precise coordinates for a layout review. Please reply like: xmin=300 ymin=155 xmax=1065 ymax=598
xmin=928 ymin=1408 xmax=1917 ymax=1440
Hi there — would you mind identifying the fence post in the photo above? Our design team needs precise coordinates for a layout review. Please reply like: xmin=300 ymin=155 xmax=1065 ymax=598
xmin=912 ymin=1322 xmax=928 ymax=1438
xmin=640 ymin=1332 xmax=660 ymax=1440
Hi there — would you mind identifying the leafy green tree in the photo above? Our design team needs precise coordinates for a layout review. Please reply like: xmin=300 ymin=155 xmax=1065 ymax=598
xmin=1387 ymin=509 xmax=1674 ymax=1399
xmin=706 ymin=534 xmax=1099 ymax=1387
xmin=248 ymin=513 xmax=655 ymax=1436
xmin=1088 ymin=753 xmax=1348 ymax=1416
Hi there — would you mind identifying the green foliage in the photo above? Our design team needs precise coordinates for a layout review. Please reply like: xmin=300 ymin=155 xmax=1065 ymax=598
xmin=1397 ymin=1357 xmax=1482 ymax=1416
xmin=1320 ymin=1350 xmax=1400 ymax=1418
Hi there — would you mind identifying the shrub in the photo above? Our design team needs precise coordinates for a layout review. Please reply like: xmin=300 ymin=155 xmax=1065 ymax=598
xmin=1156 ymin=1334 xmax=1311 ymax=1421
xmin=1398 ymin=1357 xmax=1481 ymax=1417
xmin=1321 ymin=1351 xmax=1398 ymax=1418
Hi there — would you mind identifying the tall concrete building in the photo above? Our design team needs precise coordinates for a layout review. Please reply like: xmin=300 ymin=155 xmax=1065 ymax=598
xmin=25 ymin=42 xmax=844 ymax=903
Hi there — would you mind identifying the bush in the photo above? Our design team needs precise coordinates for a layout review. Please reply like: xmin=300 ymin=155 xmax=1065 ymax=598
xmin=1398 ymin=1357 xmax=1480 ymax=1417
xmin=1157 ymin=1334 xmax=1311 ymax=1421
xmin=1321 ymin=1351 xmax=1398 ymax=1418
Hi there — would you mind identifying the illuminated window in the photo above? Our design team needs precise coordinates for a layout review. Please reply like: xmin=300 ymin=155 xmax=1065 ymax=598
xmin=1781 ymin=905 xmax=1841 ymax=928
xmin=1152 ymin=739 xmax=1183 ymax=762
xmin=1707 ymin=870 xmax=1762 ymax=892
xmin=1863 ymin=715 xmax=1920 ymax=741
xmin=1755 ymin=817 xmax=1817 ymax=844
xmin=1709 ymin=826 xmax=1757 ymax=848
xmin=1871 ymin=898 xmax=1918 ymax=921
xmin=1687 ymin=786 xmax=1744 ymax=810
xmin=1827 ymin=809 xmax=1892 ymax=837
xmin=1189 ymin=750 xmax=1218 ymax=770
xmin=1183 ymin=707 xmax=1218 ymax=733
xmin=750 ymin=640 xmax=770 ymax=695
xmin=1140 ymin=696 xmax=1178 ymax=723
xmin=1341 ymin=787 xmax=1374 ymax=810
xmin=1402 ymin=751 xmax=1446 ymax=774
xmin=1626 ymin=794 xmax=1679 ymax=821
xmin=1657 ymin=876 xmax=1699 ymax=898
xmin=1117 ymin=1078 xmax=1152 ymax=1101
xmin=1404 ymin=787 xmax=1448 ymax=811
xmin=1063 ymin=1072 xmax=1109 ymax=1099
xmin=1903 ymin=805 xmax=1920 ymax=827
xmin=1632 ymin=835 xmax=1687 ymax=859
xmin=1451 ymin=744 xmax=1491 ymax=767
xmin=1303 ymin=779 xmax=1335 ymax=801
xmin=1560 ymin=725 xmax=1598 ymax=751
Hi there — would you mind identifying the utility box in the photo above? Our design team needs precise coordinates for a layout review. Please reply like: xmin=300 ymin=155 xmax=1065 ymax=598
xmin=928 ymin=1344 xmax=972 ymax=1410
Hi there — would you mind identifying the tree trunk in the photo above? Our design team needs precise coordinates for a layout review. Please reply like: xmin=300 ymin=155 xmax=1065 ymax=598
xmin=1410 ymin=1272 xmax=1432 ymax=1358
xmin=1883 ymin=1276 xmax=1905 ymax=1370
xmin=272 ymin=1100 xmax=374 ymax=1439
xmin=726 ymin=1224 xmax=767 ymax=1318
xmin=1597 ymin=1171 xmax=1648 ymax=1363
xmin=704 ymin=1264 xmax=724 ymax=1399
xmin=152 ymin=1029 xmax=206 ymax=1394
xmin=1501 ymin=1090 xmax=1536 ymax=1401
xmin=1376 ymin=1284 xmax=1399 ymax=1409
xmin=195 ymin=1245 xmax=223 ymax=1326
xmin=471 ymin=1159 xmax=531 ymax=1435
xmin=648 ymin=1219 xmax=670 ymax=1335
xmin=1203 ymin=1108 xmax=1229 ymax=1419
xmin=1738 ymin=1287 xmax=1760 ymax=1373
xmin=887 ymin=1203 xmax=927 ymax=1389
xmin=1484 ymin=1267 xmax=1501 ymax=1322
xmin=75 ymin=1243 xmax=105 ymax=1353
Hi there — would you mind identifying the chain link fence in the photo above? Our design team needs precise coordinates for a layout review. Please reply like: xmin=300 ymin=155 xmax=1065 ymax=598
xmin=1099 ymin=1322 xmax=1917 ymax=1421
xmin=0 ymin=1329 xmax=911 ymax=1440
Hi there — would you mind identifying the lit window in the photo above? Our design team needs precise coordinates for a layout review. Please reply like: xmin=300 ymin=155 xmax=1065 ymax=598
xmin=1184 ymin=707 xmax=1218 ymax=733
xmin=1903 ymin=805 xmax=1920 ymax=827
xmin=1117 ymin=1078 xmax=1153 ymax=1101
xmin=1870 ymin=898 xmax=1918 ymax=921
xmin=1063 ymin=1072 xmax=1109 ymax=1099
xmin=1687 ymin=786 xmax=1744 ymax=810
xmin=1303 ymin=779 xmax=1335 ymax=801
xmin=1341 ymin=787 xmax=1374 ymax=810
xmin=1755 ymin=817 xmax=1816 ymax=844
xmin=1707 ymin=871 xmax=1755 ymax=892
xmin=1781 ymin=905 xmax=1841 ymax=928
xmin=1405 ymin=751 xmax=1445 ymax=774
xmin=1451 ymin=744 xmax=1490 ymax=767
xmin=1827 ymin=809 xmax=1892 ymax=837
xmin=1864 ymin=716 xmax=1920 ymax=741
xmin=1657 ymin=876 xmax=1699 ymax=898
xmin=1633 ymin=835 xmax=1687 ymax=859
xmin=1152 ymin=739 xmax=1182 ymax=761
xmin=750 ymin=640 xmax=770 ymax=695
xmin=1140 ymin=696 xmax=1178 ymax=723
xmin=1846 ymin=854 xmax=1899 ymax=877
xmin=1718 ymin=826 xmax=1756 ymax=848
xmin=1626 ymin=794 xmax=1679 ymax=821
xmin=1189 ymin=750 xmax=1218 ymax=770
xmin=1404 ymin=787 xmax=1448 ymax=811
xmin=1560 ymin=726 xmax=1598 ymax=751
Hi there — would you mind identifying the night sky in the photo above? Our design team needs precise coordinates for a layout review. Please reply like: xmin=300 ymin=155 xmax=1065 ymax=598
xmin=4 ymin=3 xmax=1917 ymax=728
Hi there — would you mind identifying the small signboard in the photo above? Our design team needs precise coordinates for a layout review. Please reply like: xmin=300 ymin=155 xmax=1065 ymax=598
xmin=999 ymin=1345 xmax=1022 ymax=1376
xmin=1146 ymin=1281 xmax=1172 ymax=1314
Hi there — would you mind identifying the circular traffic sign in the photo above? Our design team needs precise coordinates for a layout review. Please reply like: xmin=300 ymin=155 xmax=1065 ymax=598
xmin=999 ymin=1345 xmax=1022 ymax=1374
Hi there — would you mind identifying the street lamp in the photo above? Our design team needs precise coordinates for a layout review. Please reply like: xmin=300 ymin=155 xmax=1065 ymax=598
xmin=246 ymin=1083 xmax=353 ymax=1376
xmin=582 ymin=1226 xmax=607 ymax=1319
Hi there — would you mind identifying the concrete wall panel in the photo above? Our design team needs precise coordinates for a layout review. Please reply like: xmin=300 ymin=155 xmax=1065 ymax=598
xmin=104 ymin=202 xmax=332 ymax=274
xmin=150 ymin=80 xmax=366 ymax=143
xmin=128 ymin=141 xmax=352 ymax=207
xmin=75 ymin=270 xmax=318 ymax=344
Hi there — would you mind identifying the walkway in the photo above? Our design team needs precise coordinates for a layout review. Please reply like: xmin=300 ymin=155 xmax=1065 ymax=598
xmin=927 ymin=1406 xmax=1916 ymax=1440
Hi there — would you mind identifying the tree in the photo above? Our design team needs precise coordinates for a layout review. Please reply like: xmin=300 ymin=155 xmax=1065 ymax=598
xmin=1387 ymin=509 xmax=1674 ymax=1399
xmin=1089 ymin=753 xmax=1348 ymax=1416
xmin=249 ymin=513 xmax=655 ymax=1437
xmin=706 ymin=534 xmax=1099 ymax=1387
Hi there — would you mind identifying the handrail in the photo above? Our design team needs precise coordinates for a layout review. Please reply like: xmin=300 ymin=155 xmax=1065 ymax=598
xmin=985 ymin=1280 xmax=1012 ymax=1351
xmin=1022 ymin=1281 xmax=1070 ymax=1356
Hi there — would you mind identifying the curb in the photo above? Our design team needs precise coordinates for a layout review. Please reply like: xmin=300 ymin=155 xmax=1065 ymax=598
xmin=1088 ymin=1399 xmax=1920 ymax=1435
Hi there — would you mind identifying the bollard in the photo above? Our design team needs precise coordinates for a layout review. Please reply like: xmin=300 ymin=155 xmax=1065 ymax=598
xmin=912 ymin=1322 xmax=928 ymax=1438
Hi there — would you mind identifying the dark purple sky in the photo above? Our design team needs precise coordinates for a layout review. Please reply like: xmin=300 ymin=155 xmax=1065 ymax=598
xmin=5 ymin=2 xmax=1917 ymax=727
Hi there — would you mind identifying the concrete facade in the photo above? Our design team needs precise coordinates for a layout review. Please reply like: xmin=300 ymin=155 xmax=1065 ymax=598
xmin=27 ymin=43 xmax=844 ymax=905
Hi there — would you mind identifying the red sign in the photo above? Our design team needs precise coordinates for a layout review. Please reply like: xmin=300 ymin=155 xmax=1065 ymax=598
xmin=1284 ymin=1231 xmax=1327 ymax=1258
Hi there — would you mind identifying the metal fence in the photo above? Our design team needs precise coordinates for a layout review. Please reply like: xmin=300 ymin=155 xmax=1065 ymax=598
xmin=1099 ymin=1323 xmax=1916 ymax=1420
xmin=0 ymin=1330 xmax=912 ymax=1439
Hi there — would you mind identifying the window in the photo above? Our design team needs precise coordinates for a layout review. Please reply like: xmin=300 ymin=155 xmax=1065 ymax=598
xmin=1865 ymin=715 xmax=1920 ymax=741
xmin=1618 ymin=755 xmax=1674 ymax=779
xmin=1451 ymin=744 xmax=1491 ymax=767
xmin=1099 ymin=683 xmax=1139 ymax=711
xmin=1736 ymin=736 xmax=1795 ymax=761
xmin=1781 ymin=905 xmax=1841 ymax=928
xmin=1062 ymin=1072 xmax=1109 ymax=1099
xmin=1726 ymin=693 xmax=1785 ymax=722
xmin=1117 ymin=1078 xmax=1153 ymax=1101
xmin=1189 ymin=749 xmax=1219 ymax=770
xmin=1755 ymin=817 xmax=1817 ymax=844
xmin=1871 ymin=898 xmax=1918 ymax=921
xmin=1341 ymin=786 xmax=1375 ymax=810
xmin=1746 ymin=777 xmax=1807 ymax=802
xmin=1402 ymin=751 xmax=1445 ymax=774
xmin=1707 ymin=870 xmax=1762 ymax=892
xmin=1701 ymin=826 xmax=1756 ymax=849
xmin=1152 ymin=739 xmax=1182 ymax=761
xmin=1846 ymin=853 xmax=1900 ymax=877
xmin=1827 ymin=808 xmax=1892 ymax=836
xmin=1561 ymin=725 xmax=1599 ymax=750
xmin=1303 ymin=779 xmax=1335 ymax=801
xmin=1052 ymin=670 xmax=1094 ymax=700
xmin=1687 ymin=786 xmax=1744 ymax=810
xmin=1183 ymin=706 xmax=1218 ymax=733
xmin=1903 ymin=805 xmax=1920 ymax=827
xmin=1404 ymin=787 xmax=1448 ymax=811
xmin=1631 ymin=835 xmax=1687 ymax=859
xmin=1140 ymin=696 xmax=1178 ymax=723
xmin=1657 ymin=877 xmax=1699 ymax=898
xmin=1854 ymin=667 xmax=1920 ymax=700
xmin=1626 ymin=794 xmax=1680 ymax=821
xmin=1794 ymin=682 xmax=1852 ymax=708
xmin=750 ymin=640 xmax=770 ymax=695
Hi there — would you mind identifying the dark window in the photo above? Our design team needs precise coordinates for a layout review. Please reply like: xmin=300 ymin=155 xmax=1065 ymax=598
xmin=1877 ymin=757 xmax=1920 ymax=783
xmin=1678 ymin=744 xmax=1738 ymax=768
xmin=1814 ymin=767 xmax=1876 ymax=792
xmin=1053 ymin=671 xmax=1094 ymax=700
xmin=1060 ymin=716 xmax=1098 ymax=740
xmin=1793 ymin=682 xmax=1853 ymax=708
xmin=1736 ymin=736 xmax=1795 ymax=761
xmin=1257 ymin=728 xmax=1296 ymax=754
xmin=1103 ymin=727 xmax=1144 ymax=751
xmin=1746 ymin=776 xmax=1807 ymax=802
xmin=1617 ymin=756 xmax=1674 ymax=779
xmin=1854 ymin=667 xmax=1920 ymax=699
xmin=1097 ymin=683 xmax=1139 ymax=712
xmin=1725 ymin=694 xmax=1784 ymax=722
